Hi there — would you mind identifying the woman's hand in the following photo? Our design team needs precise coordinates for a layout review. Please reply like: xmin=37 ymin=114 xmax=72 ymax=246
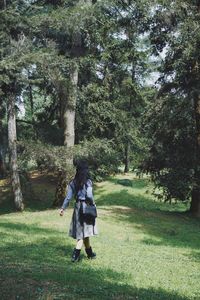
xmin=59 ymin=209 xmax=64 ymax=216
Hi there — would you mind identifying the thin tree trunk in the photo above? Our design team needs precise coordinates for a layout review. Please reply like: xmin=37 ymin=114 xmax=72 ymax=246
xmin=191 ymin=189 xmax=200 ymax=217
xmin=63 ymin=63 xmax=78 ymax=148
xmin=7 ymin=93 xmax=24 ymax=211
xmin=190 ymin=94 xmax=200 ymax=217
xmin=0 ymin=154 xmax=5 ymax=178
xmin=124 ymin=68 xmax=134 ymax=174
xmin=28 ymin=71 xmax=39 ymax=139
xmin=124 ymin=141 xmax=130 ymax=173
xmin=28 ymin=82 xmax=37 ymax=137
xmin=0 ymin=117 xmax=6 ymax=178
xmin=29 ymin=83 xmax=34 ymax=120
xmin=53 ymin=64 xmax=78 ymax=206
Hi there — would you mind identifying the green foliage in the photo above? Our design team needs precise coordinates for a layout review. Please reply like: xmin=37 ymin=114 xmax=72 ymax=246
xmin=142 ymin=94 xmax=195 ymax=202
xmin=0 ymin=0 xmax=151 ymax=179
xmin=142 ymin=1 xmax=200 ymax=204
xmin=74 ymin=138 xmax=121 ymax=180
xmin=18 ymin=140 xmax=74 ymax=173
xmin=17 ymin=139 xmax=120 ymax=181
xmin=76 ymin=83 xmax=117 ymax=141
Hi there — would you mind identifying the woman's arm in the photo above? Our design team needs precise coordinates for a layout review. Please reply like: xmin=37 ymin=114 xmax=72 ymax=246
xmin=60 ymin=182 xmax=74 ymax=216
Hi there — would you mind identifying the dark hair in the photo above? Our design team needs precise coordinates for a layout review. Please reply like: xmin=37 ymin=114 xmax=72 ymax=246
xmin=74 ymin=160 xmax=90 ymax=193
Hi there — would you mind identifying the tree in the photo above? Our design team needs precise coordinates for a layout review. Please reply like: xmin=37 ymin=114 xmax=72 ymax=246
xmin=76 ymin=0 xmax=149 ymax=172
xmin=0 ymin=0 xmax=151 ymax=209
xmin=142 ymin=0 xmax=200 ymax=216
xmin=7 ymin=87 xmax=24 ymax=210
xmin=0 ymin=1 xmax=31 ymax=210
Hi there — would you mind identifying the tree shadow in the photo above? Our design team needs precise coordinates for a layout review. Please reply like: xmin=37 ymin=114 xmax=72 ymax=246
xmin=0 ymin=200 xmax=16 ymax=215
xmin=96 ymin=190 xmax=200 ymax=251
xmin=0 ymin=179 xmax=14 ymax=215
xmin=0 ymin=173 xmax=57 ymax=215
xmin=0 ymin=195 xmax=55 ymax=215
xmin=0 ymin=222 xmax=191 ymax=300
xmin=96 ymin=188 xmax=180 ymax=211
xmin=185 ymin=250 xmax=200 ymax=263
xmin=0 ymin=222 xmax=61 ymax=236
xmin=107 ymin=176 xmax=150 ymax=190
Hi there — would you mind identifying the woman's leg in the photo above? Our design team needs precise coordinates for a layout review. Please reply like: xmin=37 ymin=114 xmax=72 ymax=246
xmin=84 ymin=237 xmax=96 ymax=259
xmin=76 ymin=239 xmax=84 ymax=250
xmin=71 ymin=239 xmax=83 ymax=262
xmin=83 ymin=237 xmax=90 ymax=249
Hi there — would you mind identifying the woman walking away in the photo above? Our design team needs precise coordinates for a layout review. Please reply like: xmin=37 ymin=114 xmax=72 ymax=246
xmin=60 ymin=161 xmax=98 ymax=262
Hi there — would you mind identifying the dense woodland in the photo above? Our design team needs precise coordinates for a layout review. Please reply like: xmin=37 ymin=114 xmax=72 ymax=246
xmin=0 ymin=0 xmax=200 ymax=216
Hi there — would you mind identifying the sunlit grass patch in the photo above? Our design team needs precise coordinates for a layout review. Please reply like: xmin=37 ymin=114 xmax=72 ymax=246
xmin=0 ymin=173 xmax=200 ymax=300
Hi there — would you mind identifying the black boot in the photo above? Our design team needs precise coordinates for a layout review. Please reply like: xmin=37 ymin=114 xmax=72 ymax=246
xmin=71 ymin=248 xmax=81 ymax=262
xmin=85 ymin=247 xmax=96 ymax=259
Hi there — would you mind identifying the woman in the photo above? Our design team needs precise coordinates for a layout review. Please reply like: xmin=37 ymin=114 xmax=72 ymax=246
xmin=60 ymin=161 xmax=98 ymax=262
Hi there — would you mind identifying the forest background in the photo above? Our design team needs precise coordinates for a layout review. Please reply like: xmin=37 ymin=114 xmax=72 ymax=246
xmin=0 ymin=0 xmax=200 ymax=217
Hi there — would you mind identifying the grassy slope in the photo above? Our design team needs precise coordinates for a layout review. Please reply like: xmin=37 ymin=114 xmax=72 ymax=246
xmin=0 ymin=173 xmax=200 ymax=300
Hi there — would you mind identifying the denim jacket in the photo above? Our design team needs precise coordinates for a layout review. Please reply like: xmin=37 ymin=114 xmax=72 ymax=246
xmin=61 ymin=179 xmax=94 ymax=210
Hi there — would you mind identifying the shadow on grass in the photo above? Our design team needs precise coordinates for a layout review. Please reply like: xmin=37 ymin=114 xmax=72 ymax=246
xmin=107 ymin=176 xmax=149 ymax=189
xmin=0 ymin=222 xmax=190 ymax=300
xmin=0 ymin=222 xmax=61 ymax=236
xmin=0 ymin=195 xmax=54 ymax=215
xmin=0 ymin=179 xmax=15 ymax=215
xmin=0 ymin=172 xmax=58 ymax=215
xmin=0 ymin=199 xmax=16 ymax=215
xmin=0 ymin=180 xmax=55 ymax=215
xmin=0 ymin=175 xmax=149 ymax=215
xmin=96 ymin=190 xmax=200 ymax=251
xmin=96 ymin=188 xmax=185 ymax=212
xmin=185 ymin=250 xmax=200 ymax=262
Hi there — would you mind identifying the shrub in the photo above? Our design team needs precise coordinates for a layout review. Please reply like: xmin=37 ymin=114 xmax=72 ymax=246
xmin=74 ymin=138 xmax=121 ymax=181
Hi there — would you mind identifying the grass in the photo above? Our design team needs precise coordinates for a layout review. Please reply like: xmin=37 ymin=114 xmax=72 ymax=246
xmin=0 ymin=173 xmax=200 ymax=300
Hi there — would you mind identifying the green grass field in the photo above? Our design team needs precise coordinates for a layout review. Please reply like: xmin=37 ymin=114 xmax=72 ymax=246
xmin=0 ymin=173 xmax=200 ymax=300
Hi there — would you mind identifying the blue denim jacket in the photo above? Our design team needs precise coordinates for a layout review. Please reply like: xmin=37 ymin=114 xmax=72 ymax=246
xmin=61 ymin=179 xmax=94 ymax=210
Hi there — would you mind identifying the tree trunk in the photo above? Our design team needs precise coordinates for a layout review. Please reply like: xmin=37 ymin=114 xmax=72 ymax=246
xmin=52 ymin=170 xmax=68 ymax=207
xmin=124 ymin=141 xmax=130 ymax=173
xmin=53 ymin=65 xmax=78 ymax=207
xmin=190 ymin=189 xmax=200 ymax=217
xmin=63 ymin=63 xmax=78 ymax=148
xmin=0 ymin=117 xmax=6 ymax=178
xmin=28 ymin=82 xmax=38 ymax=138
xmin=0 ymin=155 xmax=5 ymax=179
xmin=7 ymin=93 xmax=24 ymax=211
xmin=190 ymin=94 xmax=200 ymax=217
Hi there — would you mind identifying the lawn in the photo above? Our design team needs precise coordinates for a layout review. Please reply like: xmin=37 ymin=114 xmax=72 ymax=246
xmin=0 ymin=173 xmax=200 ymax=300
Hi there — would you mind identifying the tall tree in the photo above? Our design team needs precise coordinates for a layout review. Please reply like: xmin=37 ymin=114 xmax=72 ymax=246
xmin=0 ymin=1 xmax=27 ymax=210
xmin=7 ymin=87 xmax=24 ymax=210
xmin=142 ymin=0 xmax=200 ymax=216
xmin=76 ymin=0 xmax=149 ymax=171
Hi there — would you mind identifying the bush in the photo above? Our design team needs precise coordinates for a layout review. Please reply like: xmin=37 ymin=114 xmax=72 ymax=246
xmin=18 ymin=138 xmax=121 ymax=182
xmin=74 ymin=138 xmax=121 ymax=181
xmin=17 ymin=140 xmax=74 ymax=173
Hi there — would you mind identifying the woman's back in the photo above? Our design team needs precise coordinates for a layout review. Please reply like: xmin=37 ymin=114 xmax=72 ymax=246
xmin=70 ymin=178 xmax=93 ymax=201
